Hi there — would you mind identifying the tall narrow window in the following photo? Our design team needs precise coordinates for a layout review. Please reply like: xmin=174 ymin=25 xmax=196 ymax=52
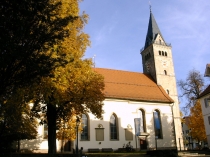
xmin=162 ymin=51 xmax=164 ymax=56
xmin=110 ymin=114 xmax=118 ymax=140
xmin=153 ymin=110 xmax=162 ymax=139
xmin=164 ymin=70 xmax=167 ymax=75
xmin=165 ymin=52 xmax=167 ymax=56
xmin=167 ymin=89 xmax=169 ymax=94
xmin=138 ymin=109 xmax=146 ymax=133
xmin=205 ymin=98 xmax=210 ymax=108
xmin=81 ymin=114 xmax=89 ymax=140
xmin=208 ymin=116 xmax=210 ymax=125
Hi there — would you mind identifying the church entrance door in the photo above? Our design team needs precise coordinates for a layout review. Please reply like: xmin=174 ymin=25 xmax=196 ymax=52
xmin=64 ymin=140 xmax=71 ymax=151
xmin=140 ymin=137 xmax=147 ymax=150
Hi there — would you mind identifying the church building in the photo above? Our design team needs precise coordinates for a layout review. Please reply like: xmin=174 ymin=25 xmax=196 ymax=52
xmin=16 ymin=10 xmax=183 ymax=153
xmin=76 ymin=10 xmax=183 ymax=152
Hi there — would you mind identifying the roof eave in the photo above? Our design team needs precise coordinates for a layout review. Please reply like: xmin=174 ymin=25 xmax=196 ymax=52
xmin=105 ymin=95 xmax=174 ymax=104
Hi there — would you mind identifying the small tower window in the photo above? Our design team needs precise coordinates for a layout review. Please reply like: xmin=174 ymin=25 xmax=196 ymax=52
xmin=164 ymin=70 xmax=167 ymax=75
xmin=145 ymin=53 xmax=151 ymax=61
xmin=159 ymin=51 xmax=161 ymax=55
xmin=165 ymin=52 xmax=167 ymax=56
xmin=162 ymin=51 xmax=164 ymax=56
xmin=166 ymin=90 xmax=169 ymax=94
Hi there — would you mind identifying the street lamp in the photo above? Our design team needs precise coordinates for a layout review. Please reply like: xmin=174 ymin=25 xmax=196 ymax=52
xmin=76 ymin=116 xmax=80 ymax=156
xmin=170 ymin=103 xmax=177 ymax=150
xmin=182 ymin=133 xmax=185 ymax=151
xmin=178 ymin=138 xmax=181 ymax=151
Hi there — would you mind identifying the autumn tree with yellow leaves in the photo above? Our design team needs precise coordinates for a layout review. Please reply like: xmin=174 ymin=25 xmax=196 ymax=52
xmin=188 ymin=101 xmax=207 ymax=143
xmin=1 ymin=0 xmax=104 ymax=153
xmin=29 ymin=0 xmax=105 ymax=154
xmin=178 ymin=69 xmax=207 ymax=147
xmin=56 ymin=113 xmax=83 ymax=152
xmin=1 ymin=0 xmax=87 ymax=152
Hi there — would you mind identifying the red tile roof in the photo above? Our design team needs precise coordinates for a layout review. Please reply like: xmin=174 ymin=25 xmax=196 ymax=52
xmin=94 ymin=68 xmax=174 ymax=103
xmin=198 ymin=85 xmax=210 ymax=98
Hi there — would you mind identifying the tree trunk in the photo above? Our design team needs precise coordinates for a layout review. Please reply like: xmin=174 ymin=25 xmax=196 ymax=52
xmin=17 ymin=140 xmax=20 ymax=152
xmin=47 ymin=103 xmax=57 ymax=154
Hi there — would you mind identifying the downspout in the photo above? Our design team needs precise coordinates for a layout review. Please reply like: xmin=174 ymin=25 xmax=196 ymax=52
xmin=170 ymin=103 xmax=177 ymax=149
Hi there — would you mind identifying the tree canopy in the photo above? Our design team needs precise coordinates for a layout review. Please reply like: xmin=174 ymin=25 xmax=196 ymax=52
xmin=178 ymin=69 xmax=204 ymax=113
xmin=0 ymin=0 xmax=105 ymax=153
xmin=26 ymin=0 xmax=105 ymax=153
xmin=188 ymin=101 xmax=207 ymax=142
xmin=0 ymin=88 xmax=37 ymax=152
xmin=0 ymin=0 xmax=77 ymax=99
xmin=178 ymin=69 xmax=206 ymax=147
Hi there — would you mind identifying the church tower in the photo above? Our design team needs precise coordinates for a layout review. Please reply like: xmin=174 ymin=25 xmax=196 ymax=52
xmin=141 ymin=10 xmax=182 ymax=148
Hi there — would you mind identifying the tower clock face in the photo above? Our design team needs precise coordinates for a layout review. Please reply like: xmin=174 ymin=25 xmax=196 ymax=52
xmin=161 ymin=60 xmax=168 ymax=67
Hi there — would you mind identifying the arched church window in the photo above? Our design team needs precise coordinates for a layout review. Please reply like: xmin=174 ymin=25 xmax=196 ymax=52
xmin=138 ymin=109 xmax=146 ymax=133
xmin=167 ymin=90 xmax=169 ymax=94
xmin=164 ymin=70 xmax=167 ymax=75
xmin=110 ymin=114 xmax=118 ymax=140
xmin=81 ymin=114 xmax=89 ymax=140
xmin=159 ymin=51 xmax=161 ymax=55
xmin=165 ymin=52 xmax=167 ymax=56
xmin=162 ymin=51 xmax=164 ymax=56
xmin=153 ymin=110 xmax=162 ymax=139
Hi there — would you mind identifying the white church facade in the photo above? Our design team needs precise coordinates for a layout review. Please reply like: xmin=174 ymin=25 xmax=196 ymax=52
xmin=16 ymin=11 xmax=183 ymax=153
xmin=77 ymin=10 xmax=183 ymax=152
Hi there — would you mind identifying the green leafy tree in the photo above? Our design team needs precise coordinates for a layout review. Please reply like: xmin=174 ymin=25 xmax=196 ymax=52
xmin=1 ymin=0 xmax=104 ymax=153
xmin=0 ymin=0 xmax=77 ymax=99
xmin=0 ymin=88 xmax=37 ymax=152
xmin=0 ymin=0 xmax=93 ymax=153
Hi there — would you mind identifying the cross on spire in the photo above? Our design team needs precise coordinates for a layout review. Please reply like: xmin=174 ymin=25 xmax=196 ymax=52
xmin=149 ymin=1 xmax=152 ymax=12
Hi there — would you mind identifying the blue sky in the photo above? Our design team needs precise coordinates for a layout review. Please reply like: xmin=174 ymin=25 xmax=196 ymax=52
xmin=79 ymin=1 xmax=210 ymax=106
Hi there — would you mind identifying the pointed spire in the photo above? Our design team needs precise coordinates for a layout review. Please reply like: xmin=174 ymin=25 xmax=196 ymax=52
xmin=144 ymin=11 xmax=164 ymax=49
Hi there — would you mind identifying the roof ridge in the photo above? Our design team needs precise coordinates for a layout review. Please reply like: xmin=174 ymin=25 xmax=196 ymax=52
xmin=94 ymin=67 xmax=143 ymax=74
xmin=106 ymin=95 xmax=173 ymax=103
xmin=198 ymin=85 xmax=210 ymax=98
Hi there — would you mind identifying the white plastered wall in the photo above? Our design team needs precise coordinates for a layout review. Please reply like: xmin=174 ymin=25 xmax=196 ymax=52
xmin=77 ymin=98 xmax=175 ymax=152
